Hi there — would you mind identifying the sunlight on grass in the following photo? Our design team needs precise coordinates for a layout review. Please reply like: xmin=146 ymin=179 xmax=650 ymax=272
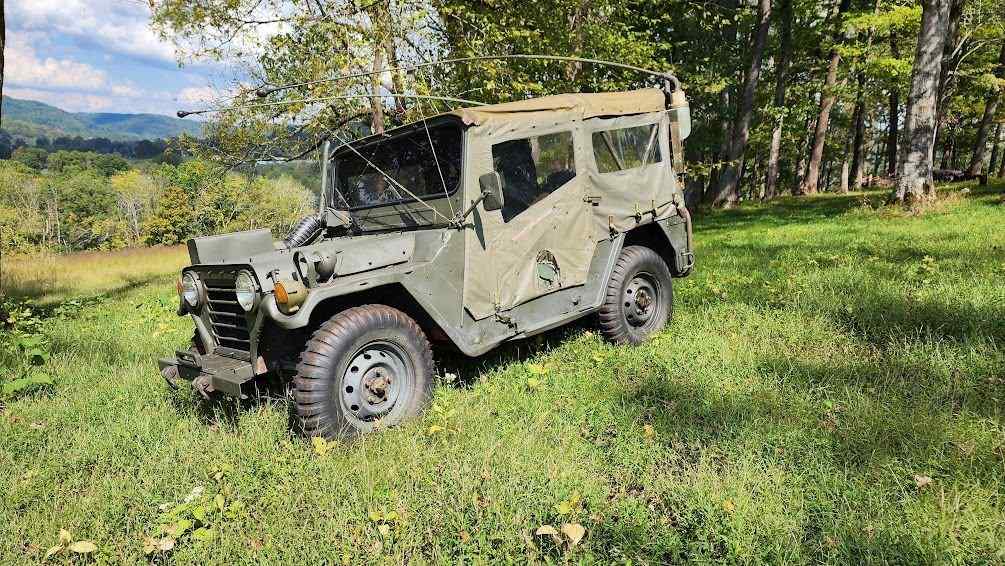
xmin=0 ymin=245 xmax=187 ymax=304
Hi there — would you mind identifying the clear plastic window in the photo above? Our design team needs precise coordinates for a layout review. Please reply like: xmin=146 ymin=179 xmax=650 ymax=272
xmin=333 ymin=123 xmax=462 ymax=209
xmin=592 ymin=123 xmax=661 ymax=174
xmin=491 ymin=131 xmax=576 ymax=223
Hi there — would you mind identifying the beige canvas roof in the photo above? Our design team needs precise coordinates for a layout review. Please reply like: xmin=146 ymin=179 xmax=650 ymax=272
xmin=452 ymin=88 xmax=666 ymax=126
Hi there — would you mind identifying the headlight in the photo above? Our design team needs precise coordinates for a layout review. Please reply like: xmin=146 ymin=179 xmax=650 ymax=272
xmin=234 ymin=271 xmax=258 ymax=312
xmin=181 ymin=272 xmax=201 ymax=308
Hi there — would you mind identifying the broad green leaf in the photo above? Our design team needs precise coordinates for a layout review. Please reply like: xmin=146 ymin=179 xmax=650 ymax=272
xmin=192 ymin=527 xmax=216 ymax=542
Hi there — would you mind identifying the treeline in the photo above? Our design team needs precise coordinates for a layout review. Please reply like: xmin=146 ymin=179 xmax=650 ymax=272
xmin=0 ymin=153 xmax=316 ymax=254
xmin=0 ymin=129 xmax=175 ymax=161
xmin=149 ymin=0 xmax=1005 ymax=208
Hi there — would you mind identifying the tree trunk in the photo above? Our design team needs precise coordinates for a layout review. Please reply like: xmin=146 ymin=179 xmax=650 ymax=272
xmin=384 ymin=37 xmax=408 ymax=115
xmin=965 ymin=42 xmax=1005 ymax=176
xmin=999 ymin=130 xmax=1005 ymax=178
xmin=989 ymin=123 xmax=1003 ymax=178
xmin=798 ymin=0 xmax=852 ymax=195
xmin=871 ymin=136 xmax=884 ymax=180
xmin=934 ymin=0 xmax=966 ymax=144
xmin=886 ymin=37 xmax=901 ymax=177
xmin=850 ymin=0 xmax=879 ymax=189
xmin=850 ymin=74 xmax=868 ymax=189
xmin=369 ymin=44 xmax=385 ymax=135
xmin=710 ymin=0 xmax=772 ymax=207
xmin=892 ymin=0 xmax=951 ymax=205
xmin=796 ymin=113 xmax=814 ymax=187
xmin=765 ymin=0 xmax=793 ymax=200
xmin=840 ymin=146 xmax=851 ymax=194
xmin=759 ymin=0 xmax=791 ymax=201
xmin=704 ymin=0 xmax=740 ymax=206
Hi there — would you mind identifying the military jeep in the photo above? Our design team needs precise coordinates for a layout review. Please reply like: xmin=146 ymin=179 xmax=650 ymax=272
xmin=159 ymin=85 xmax=694 ymax=438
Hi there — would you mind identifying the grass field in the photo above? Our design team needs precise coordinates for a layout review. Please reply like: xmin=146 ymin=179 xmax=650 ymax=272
xmin=1 ymin=183 xmax=1003 ymax=563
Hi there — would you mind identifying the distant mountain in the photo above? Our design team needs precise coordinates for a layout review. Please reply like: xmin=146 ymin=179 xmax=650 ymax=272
xmin=0 ymin=96 xmax=204 ymax=141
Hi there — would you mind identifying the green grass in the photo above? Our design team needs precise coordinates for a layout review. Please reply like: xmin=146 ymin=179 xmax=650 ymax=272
xmin=1 ymin=183 xmax=1004 ymax=563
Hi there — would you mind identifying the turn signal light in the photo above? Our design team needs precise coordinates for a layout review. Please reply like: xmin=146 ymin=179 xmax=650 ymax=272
xmin=273 ymin=277 xmax=307 ymax=314
xmin=274 ymin=281 xmax=290 ymax=304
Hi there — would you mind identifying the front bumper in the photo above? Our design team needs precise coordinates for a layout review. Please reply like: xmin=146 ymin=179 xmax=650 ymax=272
xmin=158 ymin=350 xmax=256 ymax=398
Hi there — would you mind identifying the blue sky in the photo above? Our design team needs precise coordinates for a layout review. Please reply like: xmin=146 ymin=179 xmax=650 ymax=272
xmin=5 ymin=0 xmax=229 ymax=116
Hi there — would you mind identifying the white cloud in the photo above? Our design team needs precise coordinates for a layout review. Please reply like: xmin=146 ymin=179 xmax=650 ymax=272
xmin=7 ymin=38 xmax=108 ymax=91
xmin=10 ymin=0 xmax=177 ymax=64
xmin=177 ymin=86 xmax=222 ymax=106
xmin=3 ymin=0 xmax=247 ymax=116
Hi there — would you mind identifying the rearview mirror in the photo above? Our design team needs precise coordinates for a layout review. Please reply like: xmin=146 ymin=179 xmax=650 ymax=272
xmin=479 ymin=172 xmax=505 ymax=212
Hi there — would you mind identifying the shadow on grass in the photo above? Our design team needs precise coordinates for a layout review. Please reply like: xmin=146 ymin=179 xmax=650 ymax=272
xmin=3 ymin=272 xmax=170 ymax=308
xmin=434 ymin=317 xmax=596 ymax=387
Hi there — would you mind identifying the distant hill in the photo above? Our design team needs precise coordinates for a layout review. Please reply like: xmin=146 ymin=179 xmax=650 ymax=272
xmin=0 ymin=96 xmax=204 ymax=141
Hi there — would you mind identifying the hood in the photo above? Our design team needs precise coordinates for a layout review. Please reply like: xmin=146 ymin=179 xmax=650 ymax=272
xmin=185 ymin=229 xmax=418 ymax=292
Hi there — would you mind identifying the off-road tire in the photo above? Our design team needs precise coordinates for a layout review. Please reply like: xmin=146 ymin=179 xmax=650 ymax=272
xmin=598 ymin=245 xmax=673 ymax=345
xmin=293 ymin=305 xmax=434 ymax=439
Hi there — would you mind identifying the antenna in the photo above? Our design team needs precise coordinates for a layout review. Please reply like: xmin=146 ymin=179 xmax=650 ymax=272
xmin=254 ymin=54 xmax=680 ymax=98
xmin=176 ymin=92 xmax=488 ymax=118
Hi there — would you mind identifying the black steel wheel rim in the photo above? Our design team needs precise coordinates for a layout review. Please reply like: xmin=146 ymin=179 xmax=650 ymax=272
xmin=623 ymin=271 xmax=662 ymax=330
xmin=339 ymin=340 xmax=413 ymax=425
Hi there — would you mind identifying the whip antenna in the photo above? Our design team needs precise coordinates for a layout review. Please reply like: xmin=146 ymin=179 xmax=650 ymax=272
xmin=254 ymin=54 xmax=680 ymax=98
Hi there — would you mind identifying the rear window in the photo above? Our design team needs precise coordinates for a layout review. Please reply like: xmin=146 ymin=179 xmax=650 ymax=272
xmin=333 ymin=123 xmax=462 ymax=209
xmin=592 ymin=123 xmax=661 ymax=174
xmin=491 ymin=131 xmax=576 ymax=223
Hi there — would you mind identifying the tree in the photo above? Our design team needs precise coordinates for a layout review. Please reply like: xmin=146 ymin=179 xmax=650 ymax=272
xmin=798 ymin=0 xmax=852 ymax=195
xmin=708 ymin=0 xmax=772 ymax=207
xmin=892 ymin=0 xmax=951 ymax=205
xmin=965 ymin=41 xmax=1005 ymax=175
xmin=765 ymin=0 xmax=793 ymax=200
xmin=151 ymin=0 xmax=440 ymax=167
xmin=11 ymin=147 xmax=48 ymax=171
xmin=886 ymin=35 xmax=902 ymax=176
xmin=110 ymin=170 xmax=159 ymax=245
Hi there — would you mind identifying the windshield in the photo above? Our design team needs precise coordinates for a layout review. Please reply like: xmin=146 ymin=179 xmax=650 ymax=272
xmin=331 ymin=122 xmax=462 ymax=210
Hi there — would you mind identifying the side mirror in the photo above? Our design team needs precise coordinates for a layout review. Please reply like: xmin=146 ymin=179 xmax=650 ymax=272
xmin=479 ymin=171 xmax=505 ymax=212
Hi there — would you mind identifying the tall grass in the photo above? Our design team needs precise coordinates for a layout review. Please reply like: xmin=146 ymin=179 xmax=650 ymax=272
xmin=0 ymin=182 xmax=1003 ymax=563
xmin=1 ymin=245 xmax=187 ymax=304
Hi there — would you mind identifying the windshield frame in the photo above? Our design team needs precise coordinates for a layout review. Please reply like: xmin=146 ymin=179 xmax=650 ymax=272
xmin=327 ymin=115 xmax=466 ymax=213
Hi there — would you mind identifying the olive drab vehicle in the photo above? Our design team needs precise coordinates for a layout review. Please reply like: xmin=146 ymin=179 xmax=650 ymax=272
xmin=159 ymin=82 xmax=695 ymax=439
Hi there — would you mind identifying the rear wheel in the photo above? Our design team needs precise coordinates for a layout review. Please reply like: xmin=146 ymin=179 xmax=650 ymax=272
xmin=598 ymin=245 xmax=673 ymax=344
xmin=293 ymin=305 xmax=434 ymax=439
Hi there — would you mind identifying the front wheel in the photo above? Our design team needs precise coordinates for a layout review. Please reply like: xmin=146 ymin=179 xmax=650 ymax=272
xmin=598 ymin=245 xmax=673 ymax=345
xmin=293 ymin=305 xmax=434 ymax=439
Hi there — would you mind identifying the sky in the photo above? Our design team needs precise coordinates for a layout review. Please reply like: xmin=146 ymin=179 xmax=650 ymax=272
xmin=4 ymin=0 xmax=229 ymax=116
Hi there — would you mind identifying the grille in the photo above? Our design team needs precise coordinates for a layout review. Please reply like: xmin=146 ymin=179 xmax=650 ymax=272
xmin=203 ymin=273 xmax=252 ymax=355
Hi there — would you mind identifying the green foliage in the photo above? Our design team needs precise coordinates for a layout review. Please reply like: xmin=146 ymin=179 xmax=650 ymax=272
xmin=47 ymin=151 xmax=130 ymax=177
xmin=0 ymin=161 xmax=47 ymax=252
xmin=143 ymin=468 xmax=246 ymax=556
xmin=0 ymin=153 xmax=313 ymax=253
xmin=0 ymin=298 xmax=54 ymax=399
xmin=11 ymin=146 xmax=48 ymax=171
xmin=143 ymin=161 xmax=313 ymax=245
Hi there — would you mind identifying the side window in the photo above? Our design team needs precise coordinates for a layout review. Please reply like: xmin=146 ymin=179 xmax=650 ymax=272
xmin=491 ymin=131 xmax=576 ymax=223
xmin=592 ymin=123 xmax=662 ymax=174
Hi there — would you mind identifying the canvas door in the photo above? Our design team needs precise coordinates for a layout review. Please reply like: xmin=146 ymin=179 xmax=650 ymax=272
xmin=463 ymin=122 xmax=594 ymax=320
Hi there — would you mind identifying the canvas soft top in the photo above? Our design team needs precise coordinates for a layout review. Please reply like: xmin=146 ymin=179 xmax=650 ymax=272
xmin=451 ymin=88 xmax=667 ymax=125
